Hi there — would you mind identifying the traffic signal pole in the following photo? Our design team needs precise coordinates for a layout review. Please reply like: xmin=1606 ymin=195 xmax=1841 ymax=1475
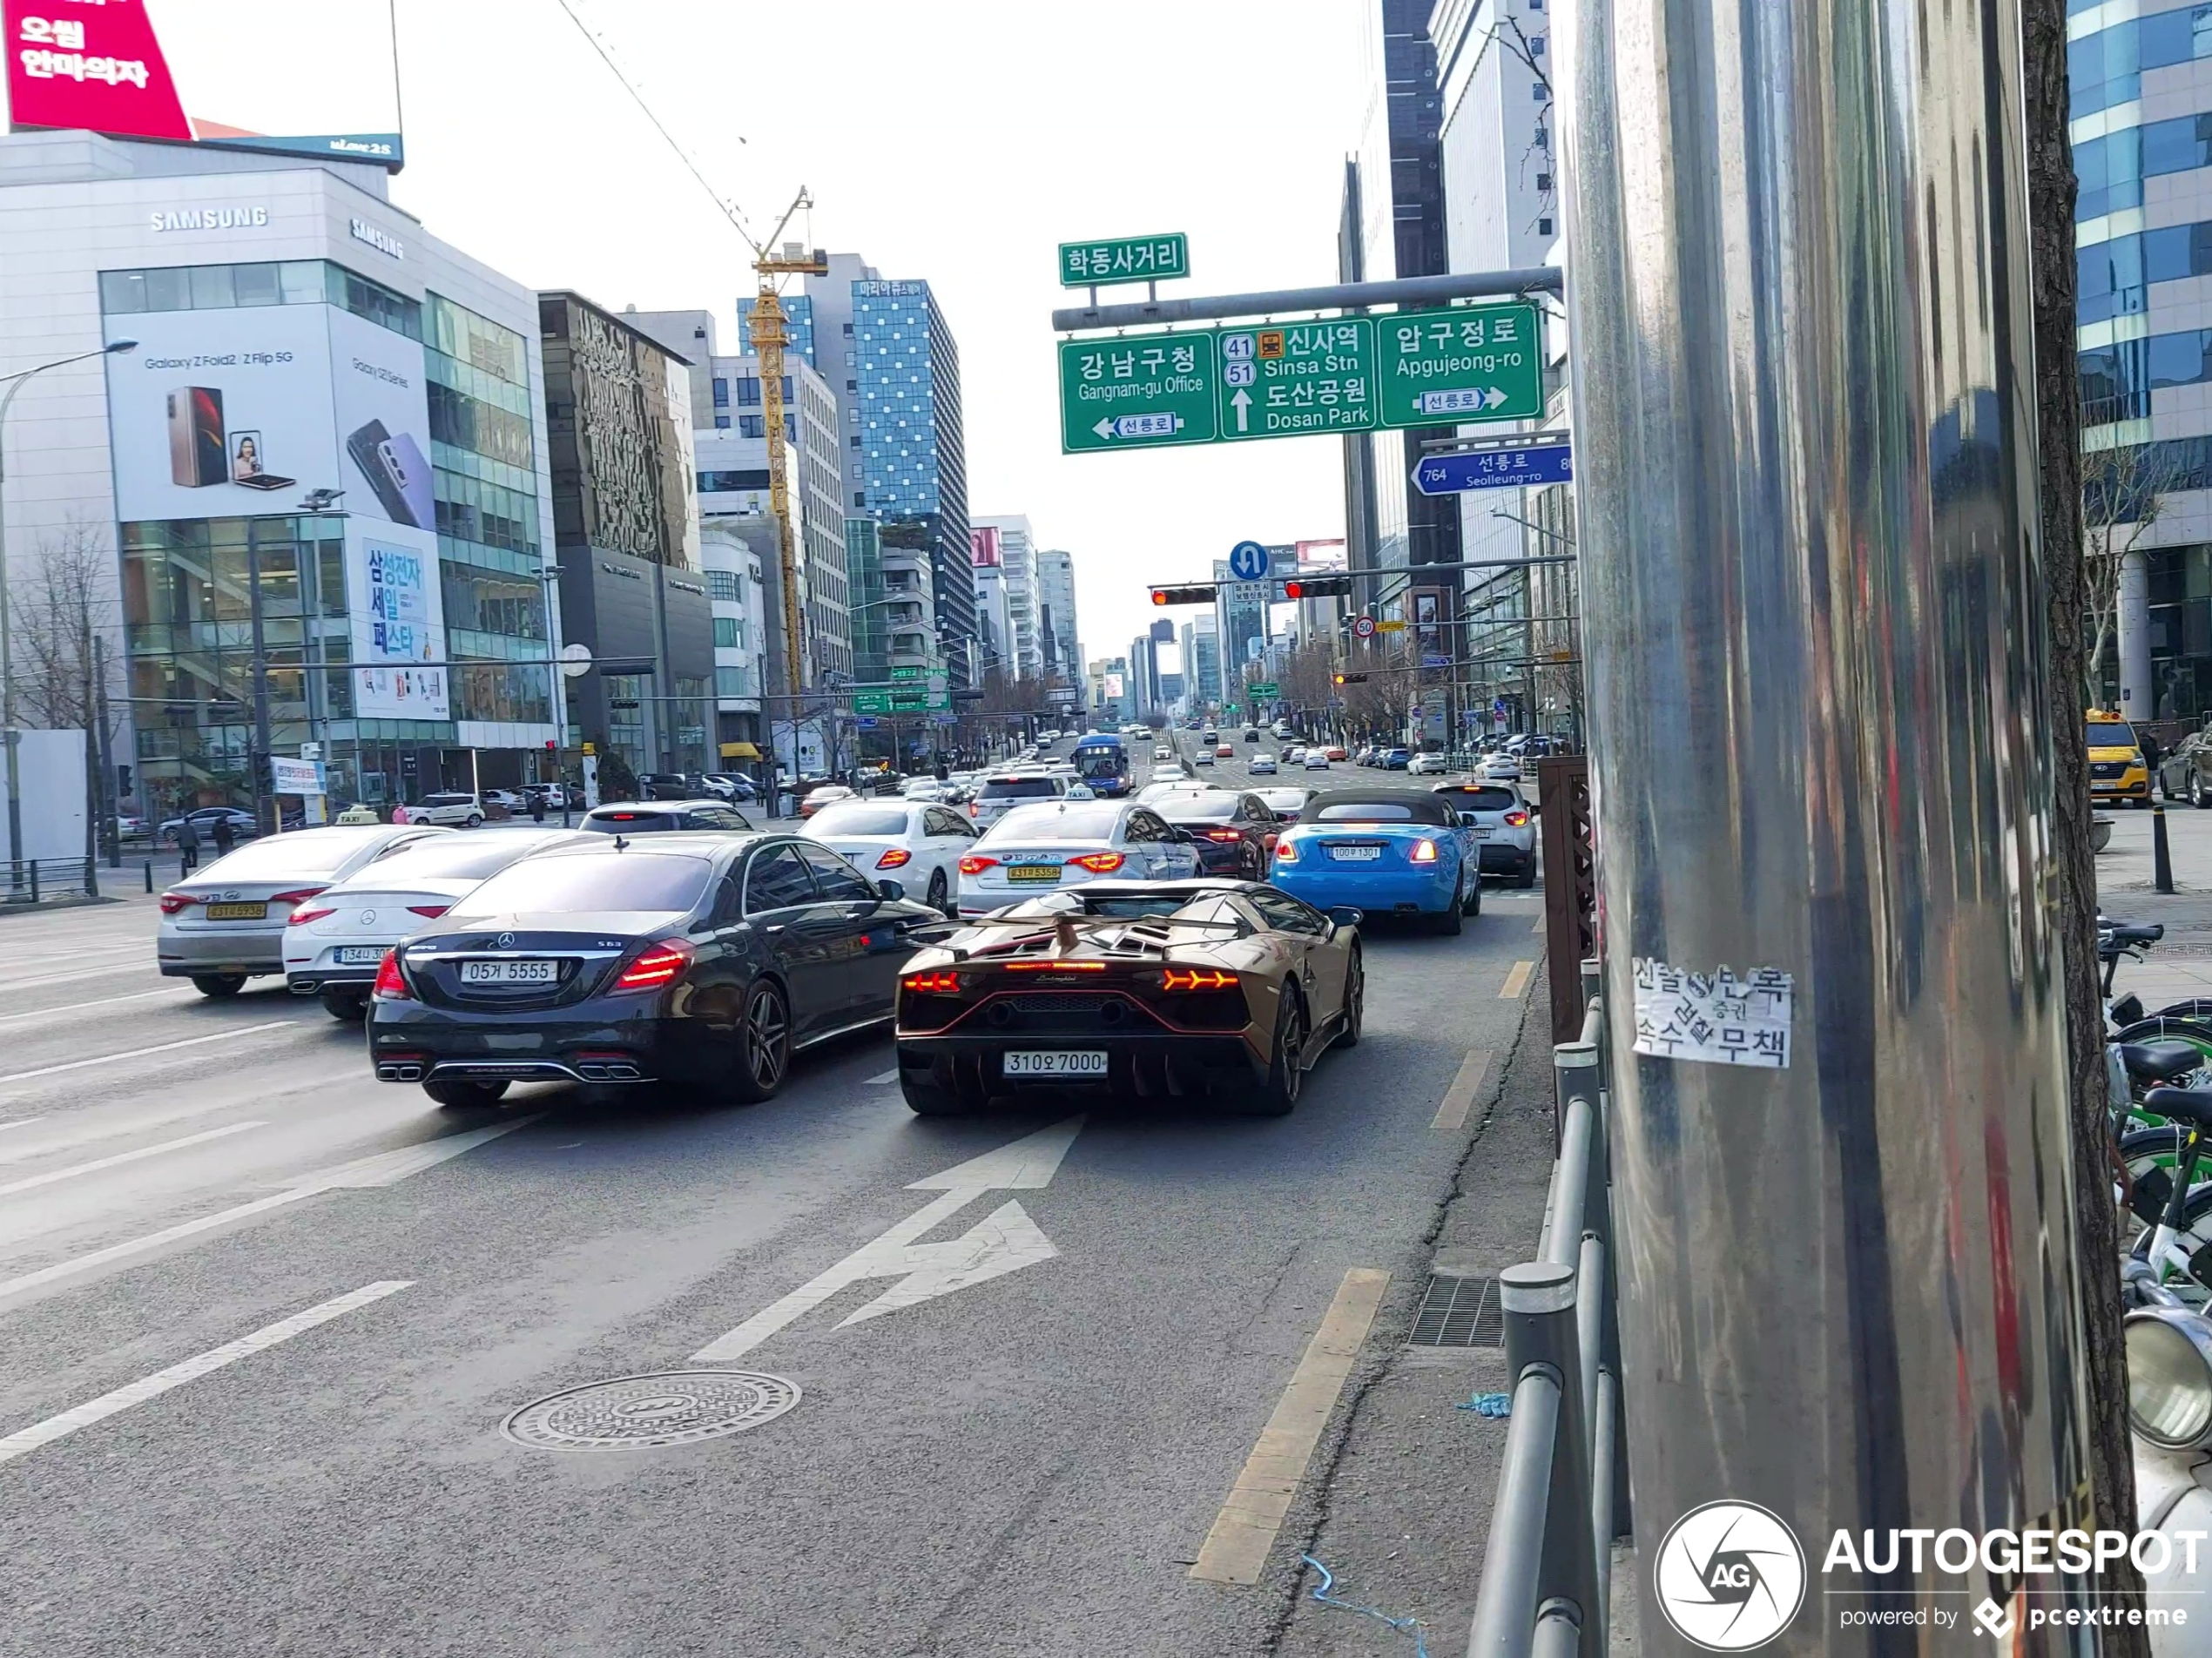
xmin=1563 ymin=0 xmax=2089 ymax=1645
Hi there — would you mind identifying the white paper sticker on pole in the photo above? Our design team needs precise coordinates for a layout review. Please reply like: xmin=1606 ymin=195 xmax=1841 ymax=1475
xmin=1631 ymin=958 xmax=1793 ymax=1068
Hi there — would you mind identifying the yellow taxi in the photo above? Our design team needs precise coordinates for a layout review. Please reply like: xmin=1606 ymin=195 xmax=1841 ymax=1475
xmin=2087 ymin=710 xmax=2151 ymax=806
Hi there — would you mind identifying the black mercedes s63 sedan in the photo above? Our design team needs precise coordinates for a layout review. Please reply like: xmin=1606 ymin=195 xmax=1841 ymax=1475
xmin=367 ymin=831 xmax=953 ymax=1107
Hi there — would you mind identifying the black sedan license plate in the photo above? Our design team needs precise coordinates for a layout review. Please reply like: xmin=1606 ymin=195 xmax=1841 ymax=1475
xmin=1003 ymin=1050 xmax=1108 ymax=1077
xmin=460 ymin=959 xmax=558 ymax=985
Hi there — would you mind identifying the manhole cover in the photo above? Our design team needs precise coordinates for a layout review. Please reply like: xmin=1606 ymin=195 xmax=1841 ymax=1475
xmin=501 ymin=1371 xmax=801 ymax=1451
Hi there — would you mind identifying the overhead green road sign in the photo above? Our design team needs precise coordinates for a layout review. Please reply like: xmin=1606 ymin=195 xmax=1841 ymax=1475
xmin=888 ymin=665 xmax=924 ymax=681
xmin=1218 ymin=320 xmax=1376 ymax=441
xmin=853 ymin=690 xmax=892 ymax=715
xmin=1379 ymin=302 xmax=1543 ymax=426
xmin=1059 ymin=233 xmax=1189 ymax=287
xmin=1246 ymin=681 xmax=1280 ymax=698
xmin=1059 ymin=330 xmax=1219 ymax=453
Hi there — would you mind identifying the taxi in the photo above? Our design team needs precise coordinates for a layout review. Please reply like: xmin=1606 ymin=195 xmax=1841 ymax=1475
xmin=2088 ymin=710 xmax=2151 ymax=806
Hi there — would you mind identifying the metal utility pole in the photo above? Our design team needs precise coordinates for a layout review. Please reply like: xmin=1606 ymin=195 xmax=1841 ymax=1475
xmin=1563 ymin=0 xmax=2087 ymax=1648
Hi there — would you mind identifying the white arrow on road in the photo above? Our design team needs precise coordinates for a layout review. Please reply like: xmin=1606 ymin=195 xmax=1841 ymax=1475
xmin=689 ymin=1116 xmax=1084 ymax=1362
xmin=1231 ymin=388 xmax=1252 ymax=432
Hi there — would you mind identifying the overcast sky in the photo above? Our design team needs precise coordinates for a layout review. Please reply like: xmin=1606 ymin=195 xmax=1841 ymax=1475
xmin=357 ymin=0 xmax=1371 ymax=669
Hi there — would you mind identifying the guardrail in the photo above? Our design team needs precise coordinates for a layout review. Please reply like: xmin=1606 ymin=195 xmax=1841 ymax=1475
xmin=1468 ymin=960 xmax=1630 ymax=1658
xmin=0 ymin=857 xmax=100 ymax=906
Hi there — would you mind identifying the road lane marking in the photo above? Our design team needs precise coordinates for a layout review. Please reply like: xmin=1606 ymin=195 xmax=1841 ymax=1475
xmin=1432 ymin=1049 xmax=1494 ymax=1133
xmin=0 ymin=1122 xmax=266 ymax=1196
xmin=1532 ymin=916 xmax=1545 ymax=934
xmin=0 ymin=1021 xmax=297 ymax=1085
xmin=1189 ymin=1267 xmax=1391 ymax=1585
xmin=0 ymin=1280 xmax=410 ymax=1466
xmin=1500 ymin=960 xmax=1536 ymax=999
xmin=0 ymin=1068 xmax=367 ymax=1168
xmin=0 ymin=1119 xmax=42 ymax=1135
xmin=866 ymin=1068 xmax=898 ymax=1085
xmin=0 ymin=1116 xmax=539 ymax=1304
xmin=0 ymin=986 xmax=195 ymax=1026
xmin=691 ymin=1115 xmax=1084 ymax=1362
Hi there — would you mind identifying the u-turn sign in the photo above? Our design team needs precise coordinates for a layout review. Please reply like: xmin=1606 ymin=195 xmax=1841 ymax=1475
xmin=1227 ymin=541 xmax=1271 ymax=581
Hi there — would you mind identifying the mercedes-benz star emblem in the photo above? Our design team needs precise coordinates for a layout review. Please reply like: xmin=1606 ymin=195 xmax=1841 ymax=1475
xmin=361 ymin=910 xmax=376 ymax=925
xmin=496 ymin=933 xmax=515 ymax=948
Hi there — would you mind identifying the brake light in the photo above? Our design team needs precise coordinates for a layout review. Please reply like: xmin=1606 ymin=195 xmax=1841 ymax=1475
xmin=875 ymin=847 xmax=914 ymax=869
xmin=1272 ymin=840 xmax=1298 ymax=863
xmin=959 ymin=855 xmax=998 ymax=875
xmin=902 ymin=969 xmax=961 ymax=994
xmin=408 ymin=904 xmax=449 ymax=918
xmin=271 ymin=886 xmax=328 ymax=906
xmin=158 ymin=891 xmax=199 ymax=915
xmin=372 ymin=949 xmax=411 ymax=1001
xmin=287 ymin=906 xmax=336 ymax=927
xmin=1160 ymin=968 xmax=1238 ymax=991
xmin=968 ymin=802 xmax=979 ymax=818
xmin=1069 ymin=852 xmax=1125 ymax=873
xmin=1503 ymin=809 xmax=1529 ymax=828
xmin=1005 ymin=960 xmax=1108 ymax=972
xmin=613 ymin=940 xmax=694 ymax=992
xmin=1204 ymin=829 xmax=1244 ymax=843
xmin=1411 ymin=839 xmax=1440 ymax=863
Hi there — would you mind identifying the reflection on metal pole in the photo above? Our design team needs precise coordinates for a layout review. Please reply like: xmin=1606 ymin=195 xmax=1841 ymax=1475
xmin=1560 ymin=0 xmax=2088 ymax=1646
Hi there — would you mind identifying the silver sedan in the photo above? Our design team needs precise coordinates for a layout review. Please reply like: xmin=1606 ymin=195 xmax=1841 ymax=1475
xmin=157 ymin=823 xmax=448 ymax=996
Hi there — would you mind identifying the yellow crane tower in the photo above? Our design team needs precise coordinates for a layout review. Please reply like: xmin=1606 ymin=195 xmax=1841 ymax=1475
xmin=745 ymin=189 xmax=828 ymax=709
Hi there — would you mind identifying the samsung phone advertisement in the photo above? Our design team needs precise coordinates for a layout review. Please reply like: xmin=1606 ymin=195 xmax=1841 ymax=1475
xmin=345 ymin=521 xmax=448 ymax=722
xmin=105 ymin=304 xmax=435 ymax=532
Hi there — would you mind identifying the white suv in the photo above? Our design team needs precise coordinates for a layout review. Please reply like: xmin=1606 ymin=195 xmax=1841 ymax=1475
xmin=401 ymin=792 xmax=484 ymax=827
xmin=1433 ymin=781 xmax=1537 ymax=887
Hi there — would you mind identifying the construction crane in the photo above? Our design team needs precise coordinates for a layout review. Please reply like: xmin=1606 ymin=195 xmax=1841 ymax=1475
xmin=744 ymin=190 xmax=829 ymax=710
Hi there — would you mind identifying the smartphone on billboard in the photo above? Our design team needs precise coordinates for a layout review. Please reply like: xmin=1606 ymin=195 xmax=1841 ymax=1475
xmin=167 ymin=388 xmax=225 ymax=487
xmin=346 ymin=419 xmax=430 ymax=527
xmin=227 ymin=430 xmax=296 ymax=491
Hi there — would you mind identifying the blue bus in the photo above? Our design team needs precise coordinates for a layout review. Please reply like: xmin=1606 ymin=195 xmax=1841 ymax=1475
xmin=1071 ymin=731 xmax=1131 ymax=797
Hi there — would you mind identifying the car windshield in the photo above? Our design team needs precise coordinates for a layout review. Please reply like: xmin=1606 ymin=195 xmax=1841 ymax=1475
xmin=354 ymin=832 xmax=570 ymax=883
xmin=2089 ymin=721 xmax=2138 ymax=749
xmin=448 ymin=852 xmax=714 ymax=917
xmin=985 ymin=803 xmax=1126 ymax=840
xmin=979 ymin=778 xmax=1060 ymax=800
xmin=1158 ymin=795 xmax=1241 ymax=824
xmin=1075 ymin=750 xmax=1123 ymax=777
xmin=193 ymin=829 xmax=385 ymax=881
xmin=808 ymin=805 xmax=914 ymax=837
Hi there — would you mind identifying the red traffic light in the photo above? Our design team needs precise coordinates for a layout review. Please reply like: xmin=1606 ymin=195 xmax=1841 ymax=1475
xmin=1285 ymin=574 xmax=1354 ymax=600
xmin=1149 ymin=583 xmax=1219 ymax=606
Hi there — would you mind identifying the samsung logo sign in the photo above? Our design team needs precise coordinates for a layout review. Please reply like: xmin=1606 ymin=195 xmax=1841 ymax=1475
xmin=150 ymin=206 xmax=267 ymax=233
xmin=349 ymin=218 xmax=404 ymax=260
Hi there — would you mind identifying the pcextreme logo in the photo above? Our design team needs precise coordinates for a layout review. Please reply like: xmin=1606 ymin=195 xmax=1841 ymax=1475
xmin=1654 ymin=1501 xmax=1807 ymax=1651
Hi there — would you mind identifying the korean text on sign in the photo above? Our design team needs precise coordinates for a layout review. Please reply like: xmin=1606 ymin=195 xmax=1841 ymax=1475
xmin=1630 ymin=957 xmax=1794 ymax=1068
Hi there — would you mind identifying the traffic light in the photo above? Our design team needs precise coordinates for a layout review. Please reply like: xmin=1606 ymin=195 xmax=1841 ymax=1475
xmin=1333 ymin=672 xmax=1370 ymax=685
xmin=1150 ymin=583 xmax=1218 ymax=606
xmin=1284 ymin=574 xmax=1355 ymax=600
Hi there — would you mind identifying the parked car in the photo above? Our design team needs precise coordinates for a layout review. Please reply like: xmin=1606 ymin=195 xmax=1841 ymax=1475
xmin=1380 ymin=747 xmax=1412 ymax=770
xmin=1154 ymin=789 xmax=1280 ymax=880
xmin=579 ymin=799 xmax=758 ymax=834
xmin=894 ymin=880 xmax=1364 ymax=1116
xmin=1407 ymin=752 xmax=1450 ymax=776
xmin=284 ymin=826 xmax=592 ymax=1018
xmin=636 ymin=772 xmax=697 ymax=802
xmin=700 ymin=772 xmax=760 ymax=803
xmin=158 ymin=805 xmax=258 ymax=846
xmin=158 ymin=823 xmax=448 ymax=996
xmin=367 ymin=832 xmax=952 ymax=1107
xmin=1478 ymin=753 xmax=1523 ymax=784
xmin=804 ymin=798 xmax=975 ymax=915
xmin=956 ymin=799 xmax=1200 ymax=918
xmin=404 ymin=792 xmax=487 ymax=828
xmin=2160 ymin=726 xmax=2212 ymax=808
xmin=1431 ymin=781 xmax=1538 ymax=887
xmin=1268 ymin=788 xmax=1479 ymax=933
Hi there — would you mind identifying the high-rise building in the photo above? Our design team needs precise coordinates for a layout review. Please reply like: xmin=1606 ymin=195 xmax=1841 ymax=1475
xmin=970 ymin=525 xmax=1014 ymax=683
xmin=627 ymin=307 xmax=851 ymax=688
xmin=538 ymin=291 xmax=711 ymax=778
xmin=805 ymin=256 xmax=978 ymax=689
xmin=973 ymin=515 xmax=1042 ymax=678
xmin=1184 ymin=615 xmax=1224 ymax=710
xmin=1034 ymin=547 xmax=1082 ymax=680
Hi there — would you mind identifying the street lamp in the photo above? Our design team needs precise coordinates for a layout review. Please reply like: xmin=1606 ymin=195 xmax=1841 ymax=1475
xmin=0 ymin=338 xmax=136 ymax=873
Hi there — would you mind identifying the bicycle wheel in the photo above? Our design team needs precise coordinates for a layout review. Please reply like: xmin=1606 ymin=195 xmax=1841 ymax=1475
xmin=2135 ymin=1175 xmax=2212 ymax=1291
xmin=2111 ymin=1016 xmax=2212 ymax=1058
xmin=2121 ymin=1124 xmax=2192 ymax=1225
xmin=2151 ymin=999 xmax=2212 ymax=1023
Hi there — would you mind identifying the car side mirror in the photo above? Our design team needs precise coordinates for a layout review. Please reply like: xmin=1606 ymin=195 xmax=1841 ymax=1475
xmin=1328 ymin=907 xmax=1363 ymax=928
xmin=1173 ymin=826 xmax=1195 ymax=842
xmin=877 ymin=878 xmax=906 ymax=902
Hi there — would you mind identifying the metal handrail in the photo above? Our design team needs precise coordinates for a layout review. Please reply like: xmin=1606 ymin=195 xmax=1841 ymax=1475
xmin=1468 ymin=965 xmax=1628 ymax=1658
xmin=0 ymin=856 xmax=99 ymax=904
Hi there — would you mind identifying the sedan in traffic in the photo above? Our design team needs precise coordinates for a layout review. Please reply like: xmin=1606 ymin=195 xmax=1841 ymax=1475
xmin=956 ymin=799 xmax=1200 ymax=917
xmin=580 ymin=799 xmax=758 ymax=834
xmin=284 ymin=826 xmax=592 ymax=1018
xmin=368 ymin=832 xmax=951 ymax=1108
xmin=1154 ymin=790 xmax=1280 ymax=880
xmin=1251 ymin=753 xmax=1278 ymax=775
xmin=805 ymin=798 xmax=976 ymax=914
xmin=1268 ymin=789 xmax=1479 ymax=933
xmin=1304 ymin=751 xmax=1333 ymax=772
xmin=894 ymin=880 xmax=1364 ymax=1116
xmin=158 ymin=823 xmax=448 ymax=995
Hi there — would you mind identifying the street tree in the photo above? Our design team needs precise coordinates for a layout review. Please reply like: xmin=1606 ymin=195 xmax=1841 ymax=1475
xmin=2082 ymin=440 xmax=2185 ymax=706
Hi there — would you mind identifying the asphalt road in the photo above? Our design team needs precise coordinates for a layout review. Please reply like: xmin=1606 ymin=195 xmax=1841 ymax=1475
xmin=0 ymin=741 xmax=1547 ymax=1657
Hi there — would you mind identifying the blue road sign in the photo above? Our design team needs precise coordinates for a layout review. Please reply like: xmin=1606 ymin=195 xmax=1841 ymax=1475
xmin=855 ymin=717 xmax=880 ymax=730
xmin=1412 ymin=440 xmax=1573 ymax=496
xmin=1421 ymin=653 xmax=1451 ymax=669
xmin=1227 ymin=540 xmax=1271 ymax=581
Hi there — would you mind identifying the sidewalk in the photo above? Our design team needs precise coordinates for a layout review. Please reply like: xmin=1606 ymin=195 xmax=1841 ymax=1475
xmin=1276 ymin=962 xmax=1635 ymax=1657
xmin=2099 ymin=805 xmax=2212 ymax=1006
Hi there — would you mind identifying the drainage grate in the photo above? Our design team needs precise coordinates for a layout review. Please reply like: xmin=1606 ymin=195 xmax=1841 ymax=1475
xmin=1408 ymin=1274 xmax=1503 ymax=1346
xmin=502 ymin=1371 xmax=801 ymax=1452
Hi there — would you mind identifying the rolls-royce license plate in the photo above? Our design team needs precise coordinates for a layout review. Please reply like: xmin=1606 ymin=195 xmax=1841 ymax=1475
xmin=1002 ymin=1050 xmax=1108 ymax=1077
xmin=1329 ymin=845 xmax=1382 ymax=862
